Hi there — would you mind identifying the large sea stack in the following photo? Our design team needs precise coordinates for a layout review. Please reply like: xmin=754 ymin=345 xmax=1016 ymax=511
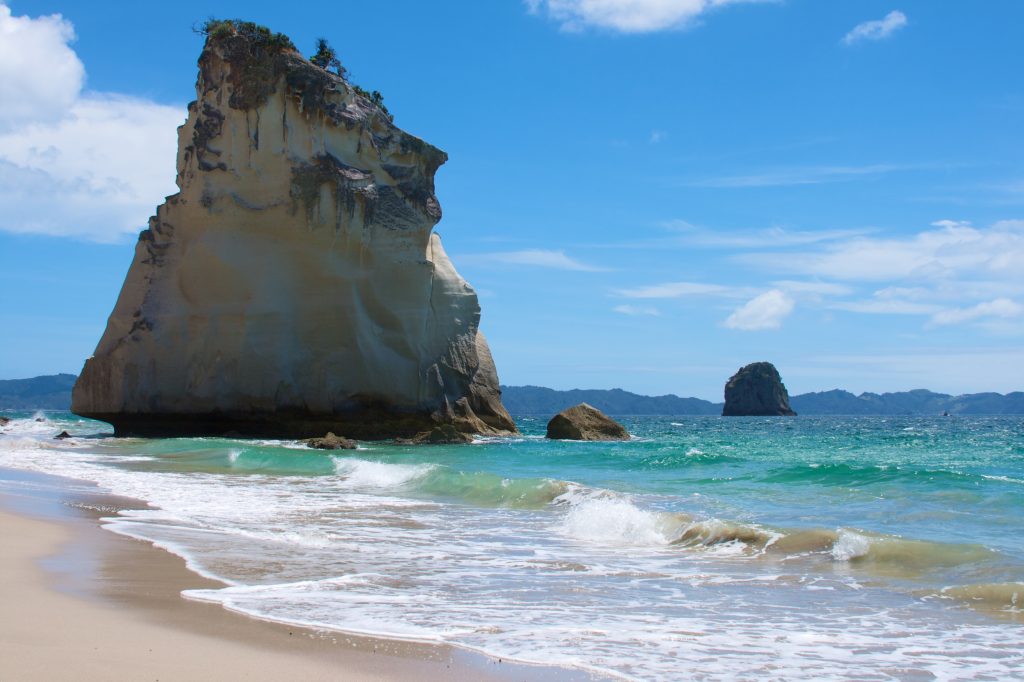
xmin=72 ymin=21 xmax=516 ymax=439
xmin=722 ymin=362 xmax=797 ymax=417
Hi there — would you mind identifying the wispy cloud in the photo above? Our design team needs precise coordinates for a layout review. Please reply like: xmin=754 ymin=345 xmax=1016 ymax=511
xmin=723 ymin=289 xmax=794 ymax=330
xmin=737 ymin=219 xmax=1024 ymax=282
xmin=662 ymin=220 xmax=872 ymax=248
xmin=842 ymin=10 xmax=907 ymax=46
xmin=613 ymin=304 xmax=661 ymax=316
xmin=772 ymin=280 xmax=854 ymax=297
xmin=524 ymin=0 xmax=776 ymax=34
xmin=649 ymin=130 xmax=667 ymax=144
xmin=683 ymin=163 xmax=914 ymax=188
xmin=615 ymin=281 xmax=752 ymax=299
xmin=830 ymin=299 xmax=940 ymax=315
xmin=462 ymin=249 xmax=608 ymax=271
xmin=931 ymin=298 xmax=1023 ymax=326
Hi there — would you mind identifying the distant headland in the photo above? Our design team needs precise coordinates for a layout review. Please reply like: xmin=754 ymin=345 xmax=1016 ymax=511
xmin=4 ymin=374 xmax=1022 ymax=416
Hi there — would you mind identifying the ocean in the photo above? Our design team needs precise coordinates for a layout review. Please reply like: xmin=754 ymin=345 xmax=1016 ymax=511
xmin=2 ymin=412 xmax=1022 ymax=680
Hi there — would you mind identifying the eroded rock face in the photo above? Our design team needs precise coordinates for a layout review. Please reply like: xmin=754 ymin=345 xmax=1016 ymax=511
xmin=546 ymin=403 xmax=630 ymax=441
xmin=722 ymin=362 xmax=797 ymax=416
xmin=71 ymin=24 xmax=516 ymax=439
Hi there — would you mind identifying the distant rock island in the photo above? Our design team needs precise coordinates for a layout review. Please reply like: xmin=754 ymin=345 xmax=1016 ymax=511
xmin=5 ymin=375 xmax=1024 ymax=416
xmin=69 ymin=21 xmax=515 ymax=439
xmin=722 ymin=362 xmax=796 ymax=417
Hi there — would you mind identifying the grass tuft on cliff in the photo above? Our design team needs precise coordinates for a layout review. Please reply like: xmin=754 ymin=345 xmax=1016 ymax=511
xmin=198 ymin=18 xmax=296 ymax=52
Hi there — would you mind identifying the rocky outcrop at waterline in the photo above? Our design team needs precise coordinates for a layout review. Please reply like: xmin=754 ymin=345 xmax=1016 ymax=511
xmin=722 ymin=362 xmax=796 ymax=416
xmin=403 ymin=424 xmax=474 ymax=445
xmin=71 ymin=21 xmax=516 ymax=439
xmin=304 ymin=433 xmax=357 ymax=450
xmin=546 ymin=403 xmax=630 ymax=441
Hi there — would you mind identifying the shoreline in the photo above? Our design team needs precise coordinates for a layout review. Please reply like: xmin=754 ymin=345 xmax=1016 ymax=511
xmin=0 ymin=466 xmax=598 ymax=681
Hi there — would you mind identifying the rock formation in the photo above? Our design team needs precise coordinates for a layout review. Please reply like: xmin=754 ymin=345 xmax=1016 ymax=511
xmin=721 ymin=362 xmax=797 ymax=416
xmin=546 ymin=403 xmax=630 ymax=441
xmin=304 ymin=433 xmax=357 ymax=450
xmin=71 ymin=21 xmax=516 ymax=439
xmin=404 ymin=424 xmax=474 ymax=445
xmin=0 ymin=416 xmax=10 ymax=426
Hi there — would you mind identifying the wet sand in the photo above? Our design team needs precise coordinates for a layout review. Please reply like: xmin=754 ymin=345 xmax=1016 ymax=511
xmin=0 ymin=467 xmax=596 ymax=681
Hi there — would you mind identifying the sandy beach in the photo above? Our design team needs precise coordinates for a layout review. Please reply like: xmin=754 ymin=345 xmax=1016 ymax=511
xmin=0 ymin=468 xmax=590 ymax=681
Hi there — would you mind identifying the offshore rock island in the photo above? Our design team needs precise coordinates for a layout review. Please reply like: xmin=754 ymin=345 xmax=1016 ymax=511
xmin=722 ymin=361 xmax=797 ymax=417
xmin=71 ymin=21 xmax=516 ymax=439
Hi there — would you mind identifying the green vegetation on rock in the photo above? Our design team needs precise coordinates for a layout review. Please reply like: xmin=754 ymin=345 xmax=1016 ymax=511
xmin=198 ymin=18 xmax=295 ymax=51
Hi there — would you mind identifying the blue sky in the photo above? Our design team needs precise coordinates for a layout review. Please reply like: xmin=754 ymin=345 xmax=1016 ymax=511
xmin=1 ymin=0 xmax=1022 ymax=400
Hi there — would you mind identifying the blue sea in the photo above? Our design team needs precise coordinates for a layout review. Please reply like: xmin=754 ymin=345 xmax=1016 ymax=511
xmin=2 ymin=412 xmax=1023 ymax=680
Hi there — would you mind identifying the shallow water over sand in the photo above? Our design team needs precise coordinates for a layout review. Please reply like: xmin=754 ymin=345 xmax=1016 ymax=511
xmin=2 ymin=413 xmax=1023 ymax=680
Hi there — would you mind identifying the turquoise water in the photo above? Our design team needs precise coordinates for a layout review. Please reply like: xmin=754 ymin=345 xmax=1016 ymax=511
xmin=2 ymin=412 xmax=1023 ymax=679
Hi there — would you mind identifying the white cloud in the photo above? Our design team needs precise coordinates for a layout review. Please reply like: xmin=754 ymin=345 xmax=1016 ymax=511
xmin=931 ymin=298 xmax=1023 ymax=326
xmin=649 ymin=130 xmax=667 ymax=144
xmin=842 ymin=10 xmax=907 ymax=46
xmin=525 ymin=0 xmax=773 ymax=33
xmin=615 ymin=281 xmax=753 ymax=299
xmin=464 ymin=249 xmax=608 ymax=271
xmin=0 ymin=4 xmax=182 ymax=242
xmin=0 ymin=4 xmax=83 ymax=132
xmin=613 ymin=304 xmax=660 ymax=316
xmin=724 ymin=289 xmax=794 ymax=330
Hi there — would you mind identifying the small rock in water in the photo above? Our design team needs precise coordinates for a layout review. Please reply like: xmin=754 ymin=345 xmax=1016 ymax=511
xmin=35 ymin=417 xmax=45 ymax=423
xmin=54 ymin=431 xmax=71 ymax=440
xmin=304 ymin=432 xmax=357 ymax=450
xmin=546 ymin=403 xmax=630 ymax=441
xmin=722 ymin=361 xmax=797 ymax=416
xmin=0 ymin=416 xmax=10 ymax=426
xmin=405 ymin=424 xmax=474 ymax=445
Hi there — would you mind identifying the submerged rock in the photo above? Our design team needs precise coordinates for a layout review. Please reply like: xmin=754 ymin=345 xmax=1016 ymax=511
xmin=546 ymin=403 xmax=630 ymax=441
xmin=0 ymin=416 xmax=9 ymax=426
xmin=305 ymin=432 xmax=357 ymax=450
xmin=722 ymin=362 xmax=796 ymax=416
xmin=54 ymin=431 xmax=71 ymax=440
xmin=405 ymin=424 xmax=474 ymax=445
xmin=71 ymin=21 xmax=516 ymax=440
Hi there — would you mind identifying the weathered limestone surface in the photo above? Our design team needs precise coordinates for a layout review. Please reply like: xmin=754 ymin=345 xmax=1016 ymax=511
xmin=546 ymin=403 xmax=630 ymax=441
xmin=72 ymin=25 xmax=516 ymax=439
xmin=721 ymin=362 xmax=797 ymax=416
